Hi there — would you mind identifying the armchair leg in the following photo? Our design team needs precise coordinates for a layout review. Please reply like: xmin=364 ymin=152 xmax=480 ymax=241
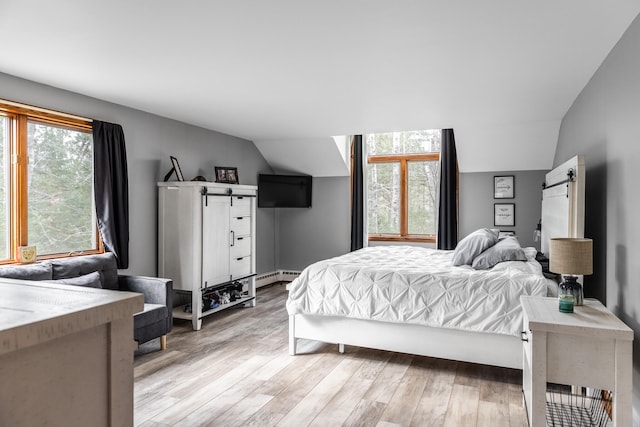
xmin=160 ymin=335 xmax=167 ymax=350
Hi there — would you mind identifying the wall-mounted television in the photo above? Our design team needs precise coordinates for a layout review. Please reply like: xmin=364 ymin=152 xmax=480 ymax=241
xmin=258 ymin=174 xmax=312 ymax=208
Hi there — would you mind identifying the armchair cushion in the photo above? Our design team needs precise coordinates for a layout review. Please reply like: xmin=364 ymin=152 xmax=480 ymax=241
xmin=0 ymin=263 xmax=52 ymax=280
xmin=136 ymin=304 xmax=168 ymax=327
xmin=44 ymin=271 xmax=102 ymax=288
xmin=50 ymin=253 xmax=119 ymax=290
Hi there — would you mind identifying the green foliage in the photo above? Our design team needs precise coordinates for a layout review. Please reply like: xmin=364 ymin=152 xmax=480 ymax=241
xmin=366 ymin=130 xmax=441 ymax=237
xmin=407 ymin=161 xmax=438 ymax=235
xmin=368 ymin=163 xmax=400 ymax=234
xmin=27 ymin=122 xmax=94 ymax=255
xmin=366 ymin=129 xmax=441 ymax=155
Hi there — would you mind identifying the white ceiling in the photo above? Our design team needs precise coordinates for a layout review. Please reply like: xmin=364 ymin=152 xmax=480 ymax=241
xmin=1 ymin=1 xmax=639 ymax=173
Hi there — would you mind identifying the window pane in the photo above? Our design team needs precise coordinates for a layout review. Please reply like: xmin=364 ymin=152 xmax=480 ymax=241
xmin=366 ymin=130 xmax=441 ymax=155
xmin=27 ymin=121 xmax=96 ymax=255
xmin=0 ymin=116 xmax=9 ymax=259
xmin=408 ymin=161 xmax=439 ymax=235
xmin=367 ymin=162 xmax=400 ymax=234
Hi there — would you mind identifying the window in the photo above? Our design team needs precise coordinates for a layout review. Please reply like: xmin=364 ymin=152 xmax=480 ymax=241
xmin=366 ymin=130 xmax=441 ymax=242
xmin=0 ymin=100 xmax=100 ymax=263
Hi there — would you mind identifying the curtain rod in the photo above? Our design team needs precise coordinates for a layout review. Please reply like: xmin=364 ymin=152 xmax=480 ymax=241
xmin=0 ymin=98 xmax=92 ymax=123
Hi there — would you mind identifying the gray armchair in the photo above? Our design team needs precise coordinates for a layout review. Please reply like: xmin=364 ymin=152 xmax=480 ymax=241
xmin=118 ymin=274 xmax=173 ymax=349
xmin=0 ymin=252 xmax=173 ymax=350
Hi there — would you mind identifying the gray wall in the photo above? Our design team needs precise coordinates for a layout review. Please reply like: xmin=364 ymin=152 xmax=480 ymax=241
xmin=460 ymin=170 xmax=547 ymax=250
xmin=0 ymin=72 xmax=276 ymax=277
xmin=553 ymin=12 xmax=640 ymax=422
xmin=276 ymin=170 xmax=548 ymax=272
xmin=275 ymin=176 xmax=350 ymax=270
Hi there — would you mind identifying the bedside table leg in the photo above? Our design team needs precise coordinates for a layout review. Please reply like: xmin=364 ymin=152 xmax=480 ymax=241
xmin=530 ymin=331 xmax=547 ymax=427
xmin=613 ymin=339 xmax=632 ymax=427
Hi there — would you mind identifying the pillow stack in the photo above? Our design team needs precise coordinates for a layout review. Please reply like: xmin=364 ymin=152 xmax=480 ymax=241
xmin=452 ymin=228 xmax=527 ymax=269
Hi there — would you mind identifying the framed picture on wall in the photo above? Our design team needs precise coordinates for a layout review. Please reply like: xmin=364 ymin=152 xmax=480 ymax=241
xmin=494 ymin=175 xmax=514 ymax=199
xmin=494 ymin=203 xmax=515 ymax=226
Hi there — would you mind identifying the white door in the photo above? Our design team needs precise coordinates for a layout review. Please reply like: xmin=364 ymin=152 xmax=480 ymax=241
xmin=202 ymin=195 xmax=231 ymax=286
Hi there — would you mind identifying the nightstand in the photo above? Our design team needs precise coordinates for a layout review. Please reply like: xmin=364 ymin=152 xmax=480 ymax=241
xmin=521 ymin=296 xmax=633 ymax=427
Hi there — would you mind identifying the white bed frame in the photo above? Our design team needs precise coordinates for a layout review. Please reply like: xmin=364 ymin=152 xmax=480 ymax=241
xmin=288 ymin=155 xmax=585 ymax=369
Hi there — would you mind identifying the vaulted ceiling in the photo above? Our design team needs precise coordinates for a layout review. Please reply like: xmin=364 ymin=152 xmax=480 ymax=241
xmin=1 ymin=1 xmax=639 ymax=173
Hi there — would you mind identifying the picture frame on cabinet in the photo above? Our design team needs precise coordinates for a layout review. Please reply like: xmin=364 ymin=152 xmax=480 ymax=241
xmin=494 ymin=175 xmax=514 ymax=199
xmin=163 ymin=156 xmax=185 ymax=182
xmin=494 ymin=203 xmax=515 ymax=226
xmin=215 ymin=167 xmax=239 ymax=184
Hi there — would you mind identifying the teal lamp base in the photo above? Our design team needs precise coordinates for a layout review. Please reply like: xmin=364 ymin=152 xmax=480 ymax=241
xmin=560 ymin=275 xmax=584 ymax=306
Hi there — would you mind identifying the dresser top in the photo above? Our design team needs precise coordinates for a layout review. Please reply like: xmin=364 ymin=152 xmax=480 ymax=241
xmin=521 ymin=296 xmax=633 ymax=340
xmin=0 ymin=279 xmax=143 ymax=355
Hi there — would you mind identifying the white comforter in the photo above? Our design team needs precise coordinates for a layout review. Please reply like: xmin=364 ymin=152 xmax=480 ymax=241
xmin=286 ymin=246 xmax=553 ymax=337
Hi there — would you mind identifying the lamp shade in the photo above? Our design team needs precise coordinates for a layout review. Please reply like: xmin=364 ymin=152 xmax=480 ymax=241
xmin=549 ymin=238 xmax=593 ymax=275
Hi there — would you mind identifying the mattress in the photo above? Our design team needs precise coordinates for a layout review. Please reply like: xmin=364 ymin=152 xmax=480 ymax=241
xmin=286 ymin=245 xmax=554 ymax=337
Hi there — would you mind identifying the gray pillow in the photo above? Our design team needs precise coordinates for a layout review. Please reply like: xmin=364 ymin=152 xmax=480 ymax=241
xmin=472 ymin=236 xmax=527 ymax=270
xmin=452 ymin=228 xmax=499 ymax=266
xmin=0 ymin=262 xmax=53 ymax=280
xmin=50 ymin=252 xmax=118 ymax=290
xmin=44 ymin=271 xmax=102 ymax=288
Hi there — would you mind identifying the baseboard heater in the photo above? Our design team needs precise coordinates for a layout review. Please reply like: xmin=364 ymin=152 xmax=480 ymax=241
xmin=255 ymin=270 xmax=301 ymax=288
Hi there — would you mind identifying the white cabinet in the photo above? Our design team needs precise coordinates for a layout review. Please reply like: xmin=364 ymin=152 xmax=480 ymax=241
xmin=521 ymin=296 xmax=633 ymax=427
xmin=158 ymin=182 xmax=257 ymax=331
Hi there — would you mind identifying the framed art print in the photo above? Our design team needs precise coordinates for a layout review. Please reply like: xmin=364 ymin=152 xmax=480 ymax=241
xmin=494 ymin=203 xmax=515 ymax=226
xmin=215 ymin=166 xmax=238 ymax=184
xmin=494 ymin=175 xmax=514 ymax=199
xmin=170 ymin=156 xmax=184 ymax=181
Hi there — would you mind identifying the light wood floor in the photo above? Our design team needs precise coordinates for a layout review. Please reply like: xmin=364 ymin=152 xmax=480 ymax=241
xmin=134 ymin=283 xmax=529 ymax=427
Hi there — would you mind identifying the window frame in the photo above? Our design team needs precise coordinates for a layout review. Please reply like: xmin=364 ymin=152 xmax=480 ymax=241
xmin=0 ymin=99 xmax=103 ymax=264
xmin=367 ymin=152 xmax=440 ymax=243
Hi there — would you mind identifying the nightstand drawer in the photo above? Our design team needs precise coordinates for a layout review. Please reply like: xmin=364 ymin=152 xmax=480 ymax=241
xmin=546 ymin=333 xmax=615 ymax=390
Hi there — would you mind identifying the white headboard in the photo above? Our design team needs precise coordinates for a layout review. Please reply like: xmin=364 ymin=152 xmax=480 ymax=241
xmin=541 ymin=155 xmax=585 ymax=256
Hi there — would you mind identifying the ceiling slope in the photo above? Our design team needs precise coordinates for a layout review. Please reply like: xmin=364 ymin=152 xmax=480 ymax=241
xmin=1 ymin=1 xmax=639 ymax=173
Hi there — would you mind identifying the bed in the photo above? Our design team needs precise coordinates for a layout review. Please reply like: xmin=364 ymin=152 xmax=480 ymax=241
xmin=286 ymin=155 xmax=585 ymax=369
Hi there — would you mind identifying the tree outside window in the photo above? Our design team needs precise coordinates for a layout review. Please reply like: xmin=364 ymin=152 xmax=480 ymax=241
xmin=366 ymin=130 xmax=441 ymax=242
xmin=0 ymin=101 xmax=100 ymax=263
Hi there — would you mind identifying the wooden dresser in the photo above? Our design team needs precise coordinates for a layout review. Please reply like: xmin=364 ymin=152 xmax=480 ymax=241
xmin=0 ymin=279 xmax=143 ymax=427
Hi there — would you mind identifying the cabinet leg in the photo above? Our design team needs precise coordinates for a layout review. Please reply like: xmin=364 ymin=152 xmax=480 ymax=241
xmin=192 ymin=317 xmax=202 ymax=331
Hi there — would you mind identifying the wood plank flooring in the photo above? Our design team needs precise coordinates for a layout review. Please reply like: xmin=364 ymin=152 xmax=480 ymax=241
xmin=134 ymin=283 xmax=528 ymax=426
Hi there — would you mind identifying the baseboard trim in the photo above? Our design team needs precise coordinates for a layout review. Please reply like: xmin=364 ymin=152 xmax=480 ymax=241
xmin=255 ymin=270 xmax=301 ymax=288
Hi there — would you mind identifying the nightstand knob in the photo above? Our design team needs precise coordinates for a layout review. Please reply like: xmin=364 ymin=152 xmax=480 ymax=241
xmin=520 ymin=331 xmax=529 ymax=342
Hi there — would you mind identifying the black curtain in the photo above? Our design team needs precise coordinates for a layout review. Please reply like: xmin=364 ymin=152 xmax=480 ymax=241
xmin=93 ymin=120 xmax=130 ymax=268
xmin=437 ymin=129 xmax=458 ymax=250
xmin=350 ymin=135 xmax=365 ymax=251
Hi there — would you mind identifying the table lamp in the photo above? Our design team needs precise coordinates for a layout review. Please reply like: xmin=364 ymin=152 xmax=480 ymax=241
xmin=549 ymin=238 xmax=593 ymax=307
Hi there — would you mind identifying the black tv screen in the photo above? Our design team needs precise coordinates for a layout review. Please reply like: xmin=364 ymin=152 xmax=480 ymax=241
xmin=258 ymin=174 xmax=312 ymax=208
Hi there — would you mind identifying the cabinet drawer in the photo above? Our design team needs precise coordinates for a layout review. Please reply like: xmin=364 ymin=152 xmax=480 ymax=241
xmin=231 ymin=197 xmax=251 ymax=217
xmin=231 ymin=216 xmax=251 ymax=236
xmin=231 ymin=236 xmax=251 ymax=258
xmin=231 ymin=255 xmax=252 ymax=278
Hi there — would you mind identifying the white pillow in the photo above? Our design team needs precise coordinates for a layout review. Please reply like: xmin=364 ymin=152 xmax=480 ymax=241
xmin=451 ymin=228 xmax=499 ymax=266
